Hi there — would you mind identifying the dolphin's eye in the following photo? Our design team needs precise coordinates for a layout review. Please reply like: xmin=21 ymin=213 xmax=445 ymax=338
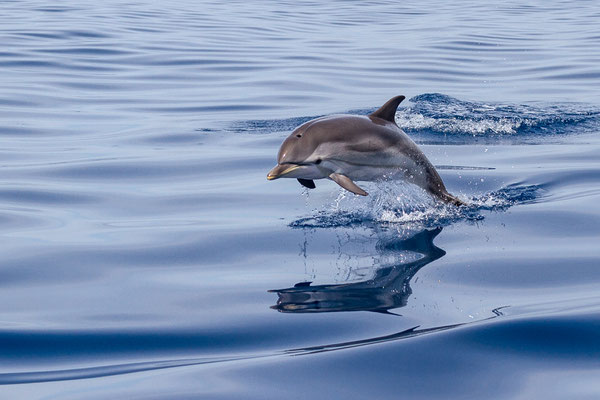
xmin=296 ymin=134 xmax=302 ymax=138
xmin=315 ymin=159 xmax=322 ymax=165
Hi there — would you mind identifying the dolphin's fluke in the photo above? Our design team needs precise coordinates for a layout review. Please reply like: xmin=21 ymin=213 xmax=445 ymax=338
xmin=445 ymin=194 xmax=468 ymax=207
xmin=329 ymin=173 xmax=368 ymax=196
xmin=435 ymin=191 xmax=467 ymax=206
xmin=369 ymin=95 xmax=405 ymax=123
xmin=297 ymin=178 xmax=316 ymax=189
xmin=425 ymin=166 xmax=468 ymax=206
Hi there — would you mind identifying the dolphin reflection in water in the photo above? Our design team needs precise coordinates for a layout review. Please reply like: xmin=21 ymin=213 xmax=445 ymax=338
xmin=269 ymin=227 xmax=446 ymax=314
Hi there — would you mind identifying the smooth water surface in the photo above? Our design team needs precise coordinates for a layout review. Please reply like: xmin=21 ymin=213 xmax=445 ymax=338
xmin=1 ymin=1 xmax=599 ymax=398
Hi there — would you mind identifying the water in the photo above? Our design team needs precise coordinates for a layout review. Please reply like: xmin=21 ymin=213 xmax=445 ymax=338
xmin=1 ymin=1 xmax=599 ymax=398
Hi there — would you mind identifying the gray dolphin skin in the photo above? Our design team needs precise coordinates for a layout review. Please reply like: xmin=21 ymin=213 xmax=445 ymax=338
xmin=267 ymin=95 xmax=465 ymax=206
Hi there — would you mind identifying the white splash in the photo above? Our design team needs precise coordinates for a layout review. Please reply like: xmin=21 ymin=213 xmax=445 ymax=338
xmin=395 ymin=111 xmax=521 ymax=135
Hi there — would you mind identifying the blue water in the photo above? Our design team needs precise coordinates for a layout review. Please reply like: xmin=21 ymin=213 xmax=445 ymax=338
xmin=1 ymin=1 xmax=600 ymax=398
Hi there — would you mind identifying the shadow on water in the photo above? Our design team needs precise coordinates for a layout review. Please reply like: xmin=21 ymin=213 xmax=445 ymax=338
xmin=270 ymin=228 xmax=446 ymax=314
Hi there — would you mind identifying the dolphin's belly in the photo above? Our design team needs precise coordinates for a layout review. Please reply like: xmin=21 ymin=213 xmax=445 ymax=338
xmin=327 ymin=156 xmax=428 ymax=186
xmin=345 ymin=165 xmax=402 ymax=181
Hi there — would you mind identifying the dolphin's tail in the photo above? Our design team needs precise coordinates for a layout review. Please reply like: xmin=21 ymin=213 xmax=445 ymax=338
xmin=435 ymin=190 xmax=468 ymax=207
xmin=424 ymin=166 xmax=468 ymax=207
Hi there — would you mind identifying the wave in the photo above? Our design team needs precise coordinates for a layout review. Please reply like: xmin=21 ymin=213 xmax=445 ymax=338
xmin=398 ymin=93 xmax=600 ymax=143
xmin=230 ymin=93 xmax=600 ymax=143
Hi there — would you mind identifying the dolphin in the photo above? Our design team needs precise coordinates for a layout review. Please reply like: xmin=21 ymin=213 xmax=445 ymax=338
xmin=267 ymin=95 xmax=465 ymax=206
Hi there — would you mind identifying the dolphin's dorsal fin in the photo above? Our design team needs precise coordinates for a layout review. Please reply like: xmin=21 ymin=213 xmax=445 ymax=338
xmin=369 ymin=95 xmax=405 ymax=123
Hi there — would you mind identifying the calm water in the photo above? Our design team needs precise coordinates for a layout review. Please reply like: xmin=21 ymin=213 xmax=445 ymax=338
xmin=1 ymin=1 xmax=600 ymax=398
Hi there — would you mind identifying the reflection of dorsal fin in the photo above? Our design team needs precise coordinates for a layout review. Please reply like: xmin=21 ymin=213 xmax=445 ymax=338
xmin=294 ymin=281 xmax=312 ymax=287
xmin=369 ymin=95 xmax=405 ymax=123
xmin=371 ymin=309 xmax=402 ymax=316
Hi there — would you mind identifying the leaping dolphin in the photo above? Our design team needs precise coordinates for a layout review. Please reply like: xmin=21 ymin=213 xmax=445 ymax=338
xmin=267 ymin=95 xmax=465 ymax=206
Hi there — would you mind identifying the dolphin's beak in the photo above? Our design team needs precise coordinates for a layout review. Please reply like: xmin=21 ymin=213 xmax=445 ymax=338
xmin=267 ymin=164 xmax=300 ymax=180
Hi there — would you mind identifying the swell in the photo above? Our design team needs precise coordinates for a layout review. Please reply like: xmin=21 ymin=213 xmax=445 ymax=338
xmin=3 ymin=306 xmax=599 ymax=385
xmin=0 ymin=357 xmax=245 ymax=385
xmin=0 ymin=318 xmax=477 ymax=385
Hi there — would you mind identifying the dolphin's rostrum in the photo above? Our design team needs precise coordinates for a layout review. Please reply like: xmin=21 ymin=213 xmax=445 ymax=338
xmin=267 ymin=95 xmax=465 ymax=205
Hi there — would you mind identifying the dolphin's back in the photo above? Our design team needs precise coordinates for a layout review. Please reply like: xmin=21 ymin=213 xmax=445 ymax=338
xmin=305 ymin=115 xmax=425 ymax=167
xmin=306 ymin=115 xmax=463 ymax=205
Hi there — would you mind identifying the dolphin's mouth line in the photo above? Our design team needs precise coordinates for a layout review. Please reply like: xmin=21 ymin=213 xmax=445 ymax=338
xmin=267 ymin=164 xmax=301 ymax=180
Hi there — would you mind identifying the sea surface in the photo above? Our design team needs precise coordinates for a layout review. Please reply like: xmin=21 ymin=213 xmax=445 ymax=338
xmin=1 ymin=1 xmax=599 ymax=398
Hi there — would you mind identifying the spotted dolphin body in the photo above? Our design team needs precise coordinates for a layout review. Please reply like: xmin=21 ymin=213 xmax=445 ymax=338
xmin=267 ymin=95 xmax=465 ymax=206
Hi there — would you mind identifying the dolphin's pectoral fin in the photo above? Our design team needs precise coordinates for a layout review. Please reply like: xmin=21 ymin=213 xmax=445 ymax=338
xmin=329 ymin=173 xmax=368 ymax=196
xmin=297 ymin=178 xmax=316 ymax=189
